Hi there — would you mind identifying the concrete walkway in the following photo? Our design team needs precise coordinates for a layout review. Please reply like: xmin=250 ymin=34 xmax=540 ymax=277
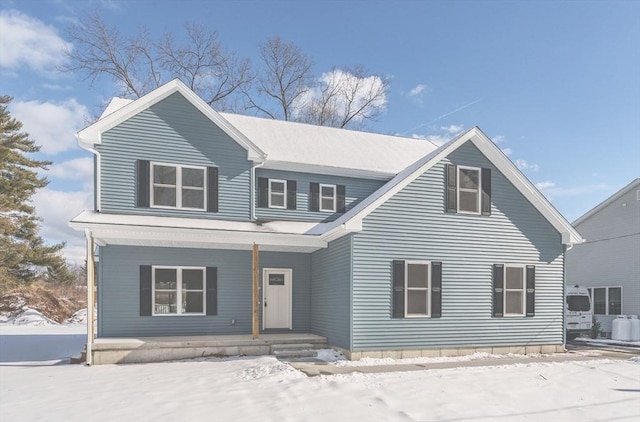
xmin=289 ymin=350 xmax=635 ymax=377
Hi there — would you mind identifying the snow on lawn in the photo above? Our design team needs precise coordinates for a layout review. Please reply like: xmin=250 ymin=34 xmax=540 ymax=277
xmin=1 ymin=326 xmax=639 ymax=422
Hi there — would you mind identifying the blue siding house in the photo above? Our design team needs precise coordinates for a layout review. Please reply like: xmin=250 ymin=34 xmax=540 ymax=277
xmin=71 ymin=80 xmax=583 ymax=363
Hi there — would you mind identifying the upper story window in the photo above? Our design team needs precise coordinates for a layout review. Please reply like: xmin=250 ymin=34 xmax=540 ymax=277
xmin=458 ymin=166 xmax=481 ymax=214
xmin=151 ymin=163 xmax=206 ymax=210
xmin=320 ymin=184 xmax=336 ymax=212
xmin=268 ymin=179 xmax=287 ymax=209
xmin=446 ymin=164 xmax=491 ymax=216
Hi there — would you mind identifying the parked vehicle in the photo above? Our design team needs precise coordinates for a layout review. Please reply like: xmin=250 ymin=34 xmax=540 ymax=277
xmin=566 ymin=285 xmax=593 ymax=339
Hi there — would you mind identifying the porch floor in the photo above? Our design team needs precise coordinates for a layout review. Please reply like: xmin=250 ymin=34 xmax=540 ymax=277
xmin=90 ymin=333 xmax=328 ymax=364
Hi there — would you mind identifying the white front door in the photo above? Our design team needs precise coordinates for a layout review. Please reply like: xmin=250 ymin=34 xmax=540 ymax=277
xmin=263 ymin=268 xmax=292 ymax=329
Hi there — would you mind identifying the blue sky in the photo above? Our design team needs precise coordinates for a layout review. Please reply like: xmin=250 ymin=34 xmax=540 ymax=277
xmin=1 ymin=0 xmax=639 ymax=262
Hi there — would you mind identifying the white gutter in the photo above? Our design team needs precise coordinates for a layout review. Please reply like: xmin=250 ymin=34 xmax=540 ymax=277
xmin=77 ymin=138 xmax=101 ymax=211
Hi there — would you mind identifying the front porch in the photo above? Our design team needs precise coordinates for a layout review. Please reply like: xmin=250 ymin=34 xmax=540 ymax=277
xmin=91 ymin=333 xmax=328 ymax=365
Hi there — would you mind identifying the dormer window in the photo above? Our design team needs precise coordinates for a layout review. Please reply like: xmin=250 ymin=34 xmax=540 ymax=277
xmin=151 ymin=163 xmax=206 ymax=210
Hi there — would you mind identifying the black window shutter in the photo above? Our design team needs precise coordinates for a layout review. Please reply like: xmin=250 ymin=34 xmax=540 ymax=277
xmin=337 ymin=185 xmax=346 ymax=213
xmin=431 ymin=262 xmax=442 ymax=318
xmin=481 ymin=168 xmax=492 ymax=216
xmin=392 ymin=260 xmax=405 ymax=318
xmin=136 ymin=160 xmax=150 ymax=208
xmin=309 ymin=182 xmax=320 ymax=212
xmin=286 ymin=180 xmax=297 ymax=210
xmin=445 ymin=164 xmax=457 ymax=213
xmin=492 ymin=264 xmax=504 ymax=317
xmin=140 ymin=265 xmax=152 ymax=316
xmin=257 ymin=177 xmax=269 ymax=208
xmin=206 ymin=267 xmax=218 ymax=316
xmin=207 ymin=167 xmax=219 ymax=213
xmin=526 ymin=265 xmax=535 ymax=317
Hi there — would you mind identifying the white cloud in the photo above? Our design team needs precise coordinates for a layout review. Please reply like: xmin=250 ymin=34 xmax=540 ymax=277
xmin=501 ymin=147 xmax=513 ymax=156
xmin=515 ymin=159 xmax=540 ymax=172
xmin=49 ymin=157 xmax=94 ymax=183
xmin=535 ymin=181 xmax=556 ymax=190
xmin=412 ymin=133 xmax=449 ymax=147
xmin=10 ymin=98 xmax=89 ymax=155
xmin=492 ymin=135 xmax=505 ymax=144
xmin=440 ymin=124 xmax=464 ymax=134
xmin=32 ymin=188 xmax=93 ymax=264
xmin=0 ymin=9 xmax=72 ymax=73
xmin=409 ymin=84 xmax=427 ymax=97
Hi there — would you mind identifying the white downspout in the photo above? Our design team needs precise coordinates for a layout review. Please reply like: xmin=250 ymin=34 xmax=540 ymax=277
xmin=250 ymin=160 xmax=266 ymax=221
xmin=84 ymin=229 xmax=95 ymax=365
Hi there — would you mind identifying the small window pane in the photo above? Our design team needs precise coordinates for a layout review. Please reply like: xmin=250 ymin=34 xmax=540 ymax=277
xmin=270 ymin=193 xmax=285 ymax=207
xmin=321 ymin=197 xmax=335 ymax=211
xmin=321 ymin=186 xmax=334 ymax=197
xmin=459 ymin=191 xmax=479 ymax=213
xmin=608 ymin=288 xmax=622 ymax=315
xmin=154 ymin=166 xmax=176 ymax=185
xmin=182 ymin=168 xmax=204 ymax=188
xmin=407 ymin=264 xmax=428 ymax=288
xmin=155 ymin=292 xmax=177 ymax=314
xmin=407 ymin=290 xmax=428 ymax=314
xmin=505 ymin=291 xmax=523 ymax=314
xmin=505 ymin=267 xmax=524 ymax=289
xmin=459 ymin=168 xmax=479 ymax=189
xmin=154 ymin=187 xmax=177 ymax=206
xmin=182 ymin=269 xmax=204 ymax=290
xmin=270 ymin=181 xmax=285 ymax=194
xmin=183 ymin=292 xmax=203 ymax=313
xmin=269 ymin=273 xmax=285 ymax=285
xmin=155 ymin=269 xmax=177 ymax=290
xmin=182 ymin=189 xmax=204 ymax=209
xmin=593 ymin=288 xmax=606 ymax=314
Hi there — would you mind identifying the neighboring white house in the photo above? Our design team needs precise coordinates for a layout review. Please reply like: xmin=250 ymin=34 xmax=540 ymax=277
xmin=566 ymin=179 xmax=640 ymax=337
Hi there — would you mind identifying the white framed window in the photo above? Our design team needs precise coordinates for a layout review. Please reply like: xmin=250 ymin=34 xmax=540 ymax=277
xmin=268 ymin=179 xmax=287 ymax=209
xmin=587 ymin=287 xmax=622 ymax=315
xmin=504 ymin=265 xmax=525 ymax=316
xmin=151 ymin=162 xmax=206 ymax=210
xmin=319 ymin=184 xmax=336 ymax=212
xmin=405 ymin=261 xmax=431 ymax=317
xmin=457 ymin=166 xmax=481 ymax=214
xmin=152 ymin=266 xmax=205 ymax=316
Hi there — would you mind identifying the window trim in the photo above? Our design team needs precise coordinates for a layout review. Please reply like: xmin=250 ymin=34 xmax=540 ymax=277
xmin=319 ymin=183 xmax=337 ymax=212
xmin=457 ymin=165 xmax=482 ymax=215
xmin=404 ymin=260 xmax=431 ymax=318
xmin=150 ymin=162 xmax=207 ymax=211
xmin=268 ymin=178 xmax=287 ymax=209
xmin=587 ymin=286 xmax=623 ymax=315
xmin=503 ymin=264 xmax=526 ymax=317
xmin=151 ymin=266 xmax=206 ymax=316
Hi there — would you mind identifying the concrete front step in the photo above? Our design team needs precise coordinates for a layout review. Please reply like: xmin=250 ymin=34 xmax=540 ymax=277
xmin=270 ymin=343 xmax=317 ymax=352
xmin=273 ymin=349 xmax=318 ymax=359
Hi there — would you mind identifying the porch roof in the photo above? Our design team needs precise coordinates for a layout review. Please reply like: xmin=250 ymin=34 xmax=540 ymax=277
xmin=70 ymin=211 xmax=332 ymax=252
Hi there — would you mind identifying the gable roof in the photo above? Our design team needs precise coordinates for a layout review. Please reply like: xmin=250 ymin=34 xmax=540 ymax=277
xmin=572 ymin=178 xmax=640 ymax=227
xmin=220 ymin=113 xmax=438 ymax=178
xmin=314 ymin=127 xmax=584 ymax=245
xmin=76 ymin=79 xmax=266 ymax=161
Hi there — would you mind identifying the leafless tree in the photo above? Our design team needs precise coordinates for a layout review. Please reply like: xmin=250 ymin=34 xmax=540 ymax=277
xmin=244 ymin=36 xmax=314 ymax=121
xmin=63 ymin=13 xmax=251 ymax=110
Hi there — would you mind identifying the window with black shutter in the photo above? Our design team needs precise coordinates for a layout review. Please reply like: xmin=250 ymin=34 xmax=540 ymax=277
xmin=445 ymin=164 xmax=491 ymax=215
xmin=392 ymin=260 xmax=442 ymax=318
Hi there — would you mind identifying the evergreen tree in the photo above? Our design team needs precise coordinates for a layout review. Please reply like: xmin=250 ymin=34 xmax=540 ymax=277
xmin=0 ymin=95 xmax=72 ymax=286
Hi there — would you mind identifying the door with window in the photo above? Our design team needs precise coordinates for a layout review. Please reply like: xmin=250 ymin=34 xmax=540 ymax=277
xmin=263 ymin=268 xmax=292 ymax=329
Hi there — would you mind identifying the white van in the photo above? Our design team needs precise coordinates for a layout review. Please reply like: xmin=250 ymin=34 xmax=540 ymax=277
xmin=566 ymin=285 xmax=593 ymax=340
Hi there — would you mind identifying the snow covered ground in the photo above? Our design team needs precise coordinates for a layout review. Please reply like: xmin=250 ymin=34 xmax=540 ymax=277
xmin=1 ymin=324 xmax=639 ymax=421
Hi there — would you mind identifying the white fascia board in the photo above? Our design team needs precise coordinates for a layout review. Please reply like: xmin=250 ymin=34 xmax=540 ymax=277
xmin=75 ymin=79 xmax=266 ymax=162
xmin=71 ymin=222 xmax=327 ymax=252
xmin=261 ymin=160 xmax=395 ymax=181
xmin=315 ymin=127 xmax=583 ymax=245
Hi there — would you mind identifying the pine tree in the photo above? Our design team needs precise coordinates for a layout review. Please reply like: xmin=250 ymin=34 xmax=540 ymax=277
xmin=0 ymin=95 xmax=72 ymax=286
